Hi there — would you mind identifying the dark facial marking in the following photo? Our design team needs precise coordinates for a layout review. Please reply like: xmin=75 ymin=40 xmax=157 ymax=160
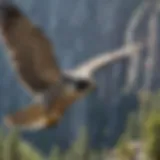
xmin=62 ymin=74 xmax=91 ymax=91
xmin=76 ymin=79 xmax=91 ymax=91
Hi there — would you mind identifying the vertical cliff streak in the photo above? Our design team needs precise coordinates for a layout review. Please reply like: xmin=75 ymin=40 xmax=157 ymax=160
xmin=124 ymin=1 xmax=150 ymax=92
xmin=142 ymin=0 xmax=159 ymax=91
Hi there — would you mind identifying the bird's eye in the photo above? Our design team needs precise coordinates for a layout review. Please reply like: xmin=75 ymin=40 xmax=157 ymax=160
xmin=76 ymin=80 xmax=90 ymax=91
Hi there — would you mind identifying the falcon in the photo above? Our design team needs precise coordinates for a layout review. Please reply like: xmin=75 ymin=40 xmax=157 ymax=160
xmin=0 ymin=2 xmax=142 ymax=131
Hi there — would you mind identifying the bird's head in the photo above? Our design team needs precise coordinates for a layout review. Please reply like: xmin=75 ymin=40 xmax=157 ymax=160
xmin=74 ymin=78 xmax=95 ymax=93
xmin=62 ymin=74 xmax=96 ymax=97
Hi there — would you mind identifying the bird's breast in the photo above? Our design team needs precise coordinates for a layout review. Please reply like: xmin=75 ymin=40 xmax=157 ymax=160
xmin=45 ymin=93 xmax=80 ymax=127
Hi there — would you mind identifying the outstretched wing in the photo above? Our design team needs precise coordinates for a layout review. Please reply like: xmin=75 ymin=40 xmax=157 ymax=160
xmin=3 ymin=91 xmax=81 ymax=131
xmin=69 ymin=43 xmax=142 ymax=79
xmin=0 ymin=3 xmax=61 ymax=93
xmin=4 ymin=104 xmax=59 ymax=131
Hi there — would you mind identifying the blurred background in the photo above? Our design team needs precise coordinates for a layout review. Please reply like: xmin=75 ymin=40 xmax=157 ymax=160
xmin=0 ymin=0 xmax=160 ymax=159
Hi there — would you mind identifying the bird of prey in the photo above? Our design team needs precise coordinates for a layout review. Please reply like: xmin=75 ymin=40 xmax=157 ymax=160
xmin=0 ymin=2 xmax=142 ymax=131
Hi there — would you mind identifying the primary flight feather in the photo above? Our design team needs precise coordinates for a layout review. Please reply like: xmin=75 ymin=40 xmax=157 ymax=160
xmin=0 ymin=3 xmax=61 ymax=93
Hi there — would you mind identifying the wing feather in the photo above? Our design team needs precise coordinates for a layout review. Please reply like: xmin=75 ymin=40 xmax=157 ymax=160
xmin=69 ymin=43 xmax=142 ymax=78
xmin=3 ymin=91 xmax=81 ymax=131
xmin=0 ymin=4 xmax=61 ymax=93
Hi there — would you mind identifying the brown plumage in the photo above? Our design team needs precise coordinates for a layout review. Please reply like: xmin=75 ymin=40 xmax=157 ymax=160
xmin=0 ymin=3 xmax=142 ymax=131
xmin=0 ymin=3 xmax=61 ymax=93
xmin=4 ymin=86 xmax=92 ymax=130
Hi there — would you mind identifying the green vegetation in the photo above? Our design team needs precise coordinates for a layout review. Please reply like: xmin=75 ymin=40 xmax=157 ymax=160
xmin=144 ymin=111 xmax=160 ymax=160
xmin=142 ymin=91 xmax=160 ymax=160
xmin=1 ymin=90 xmax=160 ymax=160
xmin=115 ymin=90 xmax=160 ymax=160
xmin=0 ymin=127 xmax=102 ymax=160
xmin=0 ymin=128 xmax=44 ymax=160
xmin=115 ymin=112 xmax=137 ymax=160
